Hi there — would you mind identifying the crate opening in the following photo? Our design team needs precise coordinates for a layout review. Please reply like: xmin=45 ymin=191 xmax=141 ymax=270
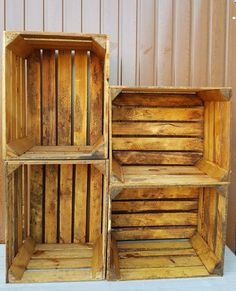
xmin=4 ymin=32 xmax=108 ymax=160
xmin=7 ymin=161 xmax=107 ymax=283
xmin=108 ymin=186 xmax=226 ymax=280
xmin=111 ymin=88 xmax=230 ymax=188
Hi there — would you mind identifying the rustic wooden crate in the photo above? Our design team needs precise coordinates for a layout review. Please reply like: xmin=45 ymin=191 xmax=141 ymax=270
xmin=2 ymin=31 xmax=109 ymax=160
xmin=107 ymin=86 xmax=231 ymax=280
xmin=5 ymin=160 xmax=108 ymax=283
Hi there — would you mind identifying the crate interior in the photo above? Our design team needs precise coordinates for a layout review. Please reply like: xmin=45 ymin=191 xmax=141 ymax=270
xmin=7 ymin=161 xmax=107 ymax=283
xmin=111 ymin=89 xmax=230 ymax=188
xmin=108 ymin=186 xmax=227 ymax=280
xmin=4 ymin=33 xmax=108 ymax=160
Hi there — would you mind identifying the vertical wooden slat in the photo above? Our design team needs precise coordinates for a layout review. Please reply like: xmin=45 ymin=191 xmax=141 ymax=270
xmin=11 ymin=53 xmax=17 ymax=141
xmin=215 ymin=192 xmax=226 ymax=259
xmin=89 ymin=165 xmax=102 ymax=243
xmin=20 ymin=57 xmax=26 ymax=138
xmin=138 ymin=0 xmax=155 ymax=86
xmin=30 ymin=165 xmax=43 ymax=243
xmin=63 ymin=0 xmax=82 ymax=32
xmin=27 ymin=51 xmax=41 ymax=144
xmin=17 ymin=167 xmax=23 ymax=250
xmin=220 ymin=102 xmax=231 ymax=169
xmin=25 ymin=0 xmax=44 ymax=31
xmin=44 ymin=0 xmax=63 ymax=32
xmin=59 ymin=165 xmax=73 ymax=243
xmin=102 ymin=0 xmax=119 ymax=85
xmin=191 ymin=0 xmax=209 ymax=86
xmin=156 ymin=0 xmax=173 ymax=86
xmin=82 ymin=0 xmax=100 ymax=33
xmin=13 ymin=171 xmax=18 ymax=255
xmin=208 ymin=102 xmax=215 ymax=162
xmin=45 ymin=165 xmax=58 ymax=243
xmin=7 ymin=173 xmax=13 ymax=266
xmin=16 ymin=55 xmax=22 ymax=139
xmin=58 ymin=50 xmax=71 ymax=145
xmin=22 ymin=165 xmax=28 ymax=239
xmin=74 ymin=165 xmax=87 ymax=243
xmin=207 ymin=188 xmax=217 ymax=252
xmin=120 ymin=0 xmax=137 ymax=85
xmin=6 ymin=49 xmax=12 ymax=143
xmin=42 ymin=50 xmax=56 ymax=146
xmin=90 ymin=53 xmax=103 ymax=145
xmin=74 ymin=51 xmax=87 ymax=145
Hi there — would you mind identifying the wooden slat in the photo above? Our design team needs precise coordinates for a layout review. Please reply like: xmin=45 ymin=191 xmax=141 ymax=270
xmin=207 ymin=188 xmax=217 ymax=251
xmin=32 ymin=248 xmax=92 ymax=259
xmin=7 ymin=173 xmax=14 ymax=266
xmin=120 ymin=255 xmax=202 ymax=269
xmin=45 ymin=165 xmax=58 ymax=243
xmin=27 ymin=50 xmax=41 ymax=145
xmin=220 ymin=102 xmax=231 ymax=169
xmin=191 ymin=233 xmax=221 ymax=273
xmin=119 ymin=249 xmax=196 ymax=258
xmin=35 ymin=243 xmax=93 ymax=251
xmin=74 ymin=164 xmax=87 ymax=243
xmin=6 ymin=49 xmax=13 ymax=144
xmin=15 ymin=55 xmax=21 ymax=139
xmin=123 ymin=166 xmax=203 ymax=175
xmin=59 ymin=164 xmax=72 ymax=243
xmin=112 ymin=200 xmax=198 ymax=213
xmin=112 ymin=122 xmax=203 ymax=137
xmin=58 ymin=50 xmax=72 ymax=145
xmin=112 ymin=213 xmax=197 ymax=227
xmin=92 ymin=235 xmax=103 ymax=279
xmin=11 ymin=269 xmax=92 ymax=283
xmin=114 ymin=187 xmax=200 ymax=200
xmin=11 ymin=53 xmax=17 ymax=141
xmin=16 ymin=167 xmax=23 ymax=249
xmin=120 ymin=266 xmax=208 ymax=280
xmin=30 ymin=165 xmax=43 ymax=243
xmin=118 ymin=240 xmax=192 ymax=250
xmin=8 ymin=237 xmax=36 ymax=281
xmin=108 ymin=236 xmax=120 ymax=280
xmin=89 ymin=165 xmax=102 ymax=242
xmin=215 ymin=192 xmax=226 ymax=260
xmin=113 ymin=93 xmax=203 ymax=106
xmin=112 ymin=137 xmax=203 ymax=151
xmin=90 ymin=52 xmax=103 ymax=145
xmin=197 ymin=89 xmax=231 ymax=101
xmin=74 ymin=50 xmax=87 ymax=145
xmin=113 ymin=151 xmax=202 ymax=165
xmin=113 ymin=107 xmax=204 ymax=121
xmin=112 ymin=226 xmax=196 ymax=240
xmin=27 ymin=258 xmax=91 ymax=269
xmin=42 ymin=50 xmax=56 ymax=146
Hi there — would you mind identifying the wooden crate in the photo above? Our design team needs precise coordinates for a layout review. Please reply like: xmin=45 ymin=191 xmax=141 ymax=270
xmin=107 ymin=86 xmax=231 ymax=280
xmin=5 ymin=160 xmax=108 ymax=283
xmin=2 ymin=31 xmax=109 ymax=160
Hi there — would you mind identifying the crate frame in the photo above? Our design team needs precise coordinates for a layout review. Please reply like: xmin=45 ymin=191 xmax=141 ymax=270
xmin=2 ymin=31 xmax=109 ymax=161
xmin=107 ymin=86 xmax=231 ymax=280
xmin=5 ymin=159 xmax=109 ymax=283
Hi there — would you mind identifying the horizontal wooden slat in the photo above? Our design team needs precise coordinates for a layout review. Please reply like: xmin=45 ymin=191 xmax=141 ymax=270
xmin=120 ymin=266 xmax=209 ymax=280
xmin=32 ymin=248 xmax=93 ymax=259
xmin=113 ymin=151 xmax=202 ymax=165
xmin=27 ymin=258 xmax=92 ymax=269
xmin=112 ymin=213 xmax=198 ymax=227
xmin=112 ymin=122 xmax=203 ymax=136
xmin=119 ymin=248 xmax=196 ymax=258
xmin=112 ymin=200 xmax=198 ymax=213
xmin=11 ymin=269 xmax=92 ymax=283
xmin=112 ymin=137 xmax=203 ymax=151
xmin=112 ymin=227 xmax=196 ymax=240
xmin=113 ymin=93 xmax=203 ymax=106
xmin=117 ymin=240 xmax=192 ymax=250
xmin=123 ymin=166 xmax=204 ymax=175
xmin=114 ymin=187 xmax=200 ymax=200
xmin=35 ymin=243 xmax=93 ymax=251
xmin=120 ymin=255 xmax=203 ymax=269
xmin=113 ymin=107 xmax=204 ymax=121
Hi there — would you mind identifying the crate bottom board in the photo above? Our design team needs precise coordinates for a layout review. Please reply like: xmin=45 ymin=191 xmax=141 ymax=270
xmin=111 ymin=239 xmax=212 ymax=280
xmin=8 ymin=242 xmax=101 ymax=283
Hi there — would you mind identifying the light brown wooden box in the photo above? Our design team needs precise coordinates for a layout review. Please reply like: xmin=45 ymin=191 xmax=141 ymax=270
xmin=5 ymin=160 xmax=108 ymax=283
xmin=107 ymin=86 xmax=231 ymax=280
xmin=2 ymin=31 xmax=109 ymax=161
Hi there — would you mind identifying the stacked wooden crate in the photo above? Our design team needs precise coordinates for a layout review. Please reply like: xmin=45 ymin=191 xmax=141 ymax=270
xmin=107 ymin=87 xmax=231 ymax=280
xmin=2 ymin=31 xmax=232 ymax=283
xmin=2 ymin=31 xmax=109 ymax=283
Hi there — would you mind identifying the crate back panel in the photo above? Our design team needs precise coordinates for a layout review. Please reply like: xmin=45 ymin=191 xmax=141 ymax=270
xmin=112 ymin=92 xmax=204 ymax=166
